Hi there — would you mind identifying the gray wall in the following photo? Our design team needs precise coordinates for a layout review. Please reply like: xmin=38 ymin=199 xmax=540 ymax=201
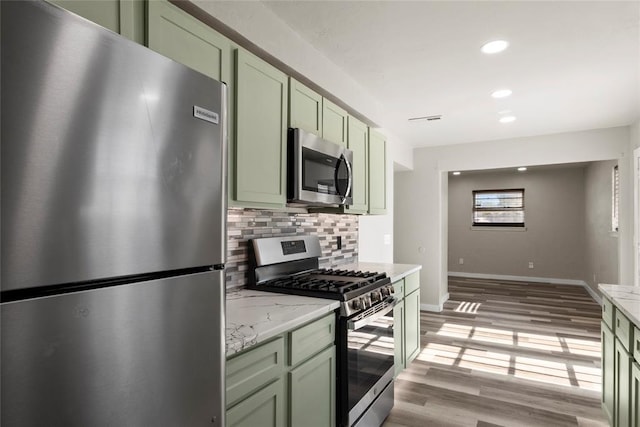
xmin=584 ymin=161 xmax=619 ymax=294
xmin=448 ymin=167 xmax=587 ymax=280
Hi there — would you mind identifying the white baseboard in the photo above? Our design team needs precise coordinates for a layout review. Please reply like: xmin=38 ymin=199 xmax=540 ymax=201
xmin=448 ymin=271 xmax=602 ymax=305
xmin=420 ymin=292 xmax=450 ymax=313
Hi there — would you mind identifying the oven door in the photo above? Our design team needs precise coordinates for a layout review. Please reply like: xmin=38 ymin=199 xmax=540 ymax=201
xmin=342 ymin=299 xmax=396 ymax=426
xmin=288 ymin=128 xmax=353 ymax=206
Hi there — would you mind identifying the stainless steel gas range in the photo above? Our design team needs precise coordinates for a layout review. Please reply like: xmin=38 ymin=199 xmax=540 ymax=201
xmin=249 ymin=235 xmax=396 ymax=427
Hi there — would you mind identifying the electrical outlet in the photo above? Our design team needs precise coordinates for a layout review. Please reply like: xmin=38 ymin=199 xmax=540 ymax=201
xmin=458 ymin=258 xmax=464 ymax=265
xmin=383 ymin=234 xmax=391 ymax=245
xmin=336 ymin=236 xmax=342 ymax=250
xmin=528 ymin=261 xmax=534 ymax=269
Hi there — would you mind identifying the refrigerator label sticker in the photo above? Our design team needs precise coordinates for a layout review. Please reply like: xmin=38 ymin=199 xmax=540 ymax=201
xmin=193 ymin=106 xmax=219 ymax=124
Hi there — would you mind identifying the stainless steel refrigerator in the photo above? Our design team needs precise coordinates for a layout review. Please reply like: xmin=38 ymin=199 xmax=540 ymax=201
xmin=1 ymin=1 xmax=227 ymax=425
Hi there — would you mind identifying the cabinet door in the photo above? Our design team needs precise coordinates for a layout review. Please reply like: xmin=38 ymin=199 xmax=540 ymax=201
xmin=346 ymin=116 xmax=369 ymax=214
xmin=227 ymin=337 xmax=285 ymax=408
xmin=47 ymin=0 xmax=145 ymax=44
xmin=633 ymin=362 xmax=640 ymax=427
xmin=617 ymin=338 xmax=633 ymax=427
xmin=394 ymin=298 xmax=405 ymax=377
xmin=405 ymin=290 xmax=421 ymax=365
xmin=234 ymin=49 xmax=288 ymax=207
xmin=368 ymin=129 xmax=387 ymax=215
xmin=289 ymin=347 xmax=336 ymax=427
xmin=147 ymin=0 xmax=231 ymax=83
xmin=289 ymin=78 xmax=322 ymax=136
xmin=322 ymin=99 xmax=348 ymax=147
xmin=602 ymin=322 xmax=615 ymax=425
xmin=227 ymin=378 xmax=286 ymax=427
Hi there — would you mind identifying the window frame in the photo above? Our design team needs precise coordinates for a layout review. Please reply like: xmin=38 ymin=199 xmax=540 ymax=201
xmin=612 ymin=165 xmax=619 ymax=232
xmin=472 ymin=188 xmax=525 ymax=228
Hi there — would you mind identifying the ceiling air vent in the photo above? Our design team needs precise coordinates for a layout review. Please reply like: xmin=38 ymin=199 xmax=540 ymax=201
xmin=408 ymin=115 xmax=442 ymax=122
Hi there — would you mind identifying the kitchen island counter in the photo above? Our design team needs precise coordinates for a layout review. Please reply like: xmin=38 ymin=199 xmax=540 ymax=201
xmin=225 ymin=288 xmax=339 ymax=356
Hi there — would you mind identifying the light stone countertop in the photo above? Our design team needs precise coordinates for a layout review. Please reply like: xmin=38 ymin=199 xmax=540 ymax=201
xmin=225 ymin=289 xmax=340 ymax=357
xmin=599 ymin=284 xmax=640 ymax=327
xmin=338 ymin=262 xmax=422 ymax=283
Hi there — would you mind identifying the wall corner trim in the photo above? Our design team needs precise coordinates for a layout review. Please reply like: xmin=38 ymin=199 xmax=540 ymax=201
xmin=448 ymin=272 xmax=602 ymax=306
xmin=421 ymin=293 xmax=449 ymax=313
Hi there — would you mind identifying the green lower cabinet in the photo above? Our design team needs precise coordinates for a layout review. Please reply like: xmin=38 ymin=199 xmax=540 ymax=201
xmin=394 ymin=298 xmax=406 ymax=377
xmin=632 ymin=362 xmax=640 ymax=427
xmin=617 ymin=338 xmax=634 ymax=427
xmin=405 ymin=289 xmax=421 ymax=364
xmin=289 ymin=347 xmax=336 ymax=427
xmin=602 ymin=322 xmax=615 ymax=425
xmin=393 ymin=272 xmax=421 ymax=377
xmin=147 ymin=0 xmax=231 ymax=83
xmin=47 ymin=0 xmax=145 ymax=44
xmin=227 ymin=378 xmax=286 ymax=427
xmin=234 ymin=48 xmax=288 ymax=208
xmin=226 ymin=314 xmax=336 ymax=427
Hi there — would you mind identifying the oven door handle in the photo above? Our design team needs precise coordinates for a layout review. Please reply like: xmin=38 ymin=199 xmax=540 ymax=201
xmin=347 ymin=298 xmax=397 ymax=331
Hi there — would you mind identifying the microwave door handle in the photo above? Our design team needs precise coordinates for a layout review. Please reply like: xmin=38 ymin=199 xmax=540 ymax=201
xmin=341 ymin=155 xmax=353 ymax=205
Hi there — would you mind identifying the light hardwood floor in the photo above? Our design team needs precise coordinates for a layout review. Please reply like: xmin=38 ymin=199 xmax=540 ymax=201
xmin=383 ymin=276 xmax=607 ymax=427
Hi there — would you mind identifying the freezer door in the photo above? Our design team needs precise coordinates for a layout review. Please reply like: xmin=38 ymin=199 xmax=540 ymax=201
xmin=1 ymin=1 xmax=227 ymax=292
xmin=1 ymin=271 xmax=225 ymax=427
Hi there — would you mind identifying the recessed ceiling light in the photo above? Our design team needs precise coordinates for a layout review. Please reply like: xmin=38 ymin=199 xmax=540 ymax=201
xmin=452 ymin=171 xmax=461 ymax=176
xmin=491 ymin=89 xmax=512 ymax=99
xmin=517 ymin=167 xmax=527 ymax=172
xmin=499 ymin=115 xmax=517 ymax=123
xmin=481 ymin=40 xmax=509 ymax=54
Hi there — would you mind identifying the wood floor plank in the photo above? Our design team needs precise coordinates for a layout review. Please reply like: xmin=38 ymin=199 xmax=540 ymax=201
xmin=383 ymin=277 xmax=607 ymax=427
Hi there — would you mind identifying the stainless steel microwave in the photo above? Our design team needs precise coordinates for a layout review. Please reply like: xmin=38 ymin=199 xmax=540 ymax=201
xmin=287 ymin=128 xmax=353 ymax=206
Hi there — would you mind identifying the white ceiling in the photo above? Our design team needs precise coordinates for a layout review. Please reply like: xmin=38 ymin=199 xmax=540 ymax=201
xmin=262 ymin=1 xmax=640 ymax=148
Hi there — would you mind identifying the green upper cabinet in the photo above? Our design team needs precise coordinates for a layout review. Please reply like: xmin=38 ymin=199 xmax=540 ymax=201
xmin=322 ymin=99 xmax=348 ymax=147
xmin=368 ymin=129 xmax=387 ymax=215
xmin=346 ymin=116 xmax=369 ymax=214
xmin=147 ymin=0 xmax=231 ymax=84
xmin=289 ymin=78 xmax=322 ymax=136
xmin=234 ymin=49 xmax=288 ymax=208
xmin=47 ymin=0 xmax=145 ymax=44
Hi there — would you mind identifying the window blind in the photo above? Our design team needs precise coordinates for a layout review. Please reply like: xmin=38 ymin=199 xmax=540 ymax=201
xmin=472 ymin=189 xmax=525 ymax=227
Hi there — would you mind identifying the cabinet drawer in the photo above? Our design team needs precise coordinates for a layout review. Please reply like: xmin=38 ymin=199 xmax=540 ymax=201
xmin=227 ymin=337 xmax=285 ymax=407
xmin=392 ymin=279 xmax=404 ymax=300
xmin=615 ymin=310 xmax=633 ymax=353
xmin=634 ymin=326 xmax=640 ymax=362
xmin=603 ymin=297 xmax=614 ymax=330
xmin=290 ymin=313 xmax=335 ymax=367
xmin=404 ymin=272 xmax=420 ymax=295
xmin=404 ymin=272 xmax=420 ymax=296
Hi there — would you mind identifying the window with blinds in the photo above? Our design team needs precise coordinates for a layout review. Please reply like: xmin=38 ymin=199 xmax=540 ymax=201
xmin=612 ymin=165 xmax=619 ymax=232
xmin=472 ymin=189 xmax=525 ymax=227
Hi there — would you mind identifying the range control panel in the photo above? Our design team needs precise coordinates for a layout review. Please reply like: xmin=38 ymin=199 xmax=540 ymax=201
xmin=281 ymin=240 xmax=307 ymax=256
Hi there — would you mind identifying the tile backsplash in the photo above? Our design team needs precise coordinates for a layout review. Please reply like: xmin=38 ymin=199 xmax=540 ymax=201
xmin=226 ymin=208 xmax=358 ymax=288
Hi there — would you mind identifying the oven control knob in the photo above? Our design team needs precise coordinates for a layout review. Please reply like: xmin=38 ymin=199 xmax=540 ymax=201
xmin=362 ymin=295 xmax=371 ymax=309
xmin=351 ymin=299 xmax=362 ymax=310
xmin=371 ymin=291 xmax=381 ymax=302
